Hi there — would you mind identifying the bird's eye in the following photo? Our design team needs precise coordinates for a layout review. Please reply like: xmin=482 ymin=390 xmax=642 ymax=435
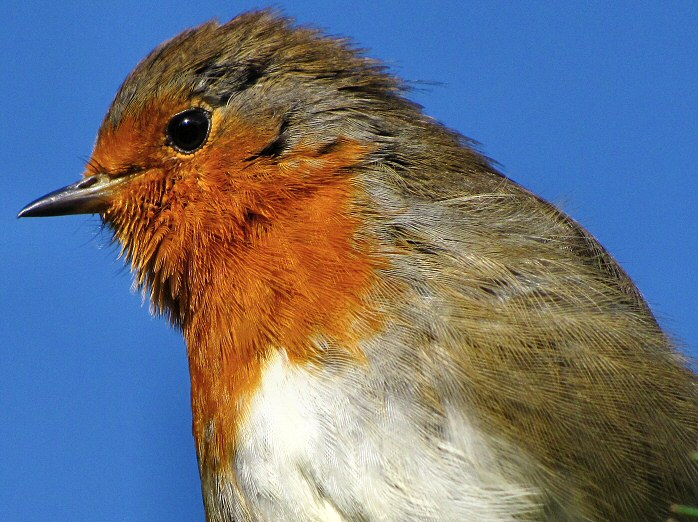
xmin=166 ymin=108 xmax=212 ymax=154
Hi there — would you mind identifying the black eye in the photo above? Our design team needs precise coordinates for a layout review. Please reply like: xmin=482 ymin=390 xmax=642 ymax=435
xmin=166 ymin=108 xmax=211 ymax=154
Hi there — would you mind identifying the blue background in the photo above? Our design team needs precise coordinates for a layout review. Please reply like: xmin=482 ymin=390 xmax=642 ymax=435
xmin=2 ymin=2 xmax=697 ymax=520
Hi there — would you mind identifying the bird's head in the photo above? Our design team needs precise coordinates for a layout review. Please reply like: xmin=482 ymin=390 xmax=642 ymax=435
xmin=19 ymin=11 xmax=418 ymax=330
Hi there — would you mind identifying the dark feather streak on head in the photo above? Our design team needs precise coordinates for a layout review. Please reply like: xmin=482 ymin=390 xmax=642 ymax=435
xmin=104 ymin=10 xmax=402 ymax=129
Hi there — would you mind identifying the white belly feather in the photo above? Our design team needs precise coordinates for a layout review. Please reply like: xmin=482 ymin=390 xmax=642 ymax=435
xmin=233 ymin=349 xmax=537 ymax=521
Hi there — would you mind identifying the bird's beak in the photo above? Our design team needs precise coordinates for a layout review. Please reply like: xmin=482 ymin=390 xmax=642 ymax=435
xmin=18 ymin=175 xmax=124 ymax=218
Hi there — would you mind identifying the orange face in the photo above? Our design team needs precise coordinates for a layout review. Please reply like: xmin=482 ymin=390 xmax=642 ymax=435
xmin=79 ymin=89 xmax=383 ymax=471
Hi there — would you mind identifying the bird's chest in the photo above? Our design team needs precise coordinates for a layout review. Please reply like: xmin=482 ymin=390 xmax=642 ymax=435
xmin=223 ymin=351 xmax=368 ymax=521
xmin=200 ymin=349 xmax=536 ymax=522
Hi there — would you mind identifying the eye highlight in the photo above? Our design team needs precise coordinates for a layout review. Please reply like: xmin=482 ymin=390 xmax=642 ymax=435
xmin=166 ymin=108 xmax=212 ymax=154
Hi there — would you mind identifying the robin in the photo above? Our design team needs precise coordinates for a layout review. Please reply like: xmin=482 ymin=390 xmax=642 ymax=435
xmin=18 ymin=10 xmax=698 ymax=522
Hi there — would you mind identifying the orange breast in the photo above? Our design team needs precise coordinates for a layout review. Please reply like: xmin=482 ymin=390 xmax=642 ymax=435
xmin=181 ymin=137 xmax=383 ymax=474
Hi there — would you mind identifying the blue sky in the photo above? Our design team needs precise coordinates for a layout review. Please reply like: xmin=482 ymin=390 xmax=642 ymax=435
xmin=2 ymin=2 xmax=697 ymax=520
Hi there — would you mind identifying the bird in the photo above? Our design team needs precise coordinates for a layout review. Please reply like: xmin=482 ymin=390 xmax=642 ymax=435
xmin=18 ymin=9 xmax=698 ymax=522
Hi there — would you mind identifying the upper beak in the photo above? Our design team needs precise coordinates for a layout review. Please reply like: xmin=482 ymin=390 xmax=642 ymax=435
xmin=18 ymin=175 xmax=123 ymax=218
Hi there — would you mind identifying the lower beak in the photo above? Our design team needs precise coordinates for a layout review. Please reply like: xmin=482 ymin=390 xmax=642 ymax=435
xmin=18 ymin=175 xmax=123 ymax=218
